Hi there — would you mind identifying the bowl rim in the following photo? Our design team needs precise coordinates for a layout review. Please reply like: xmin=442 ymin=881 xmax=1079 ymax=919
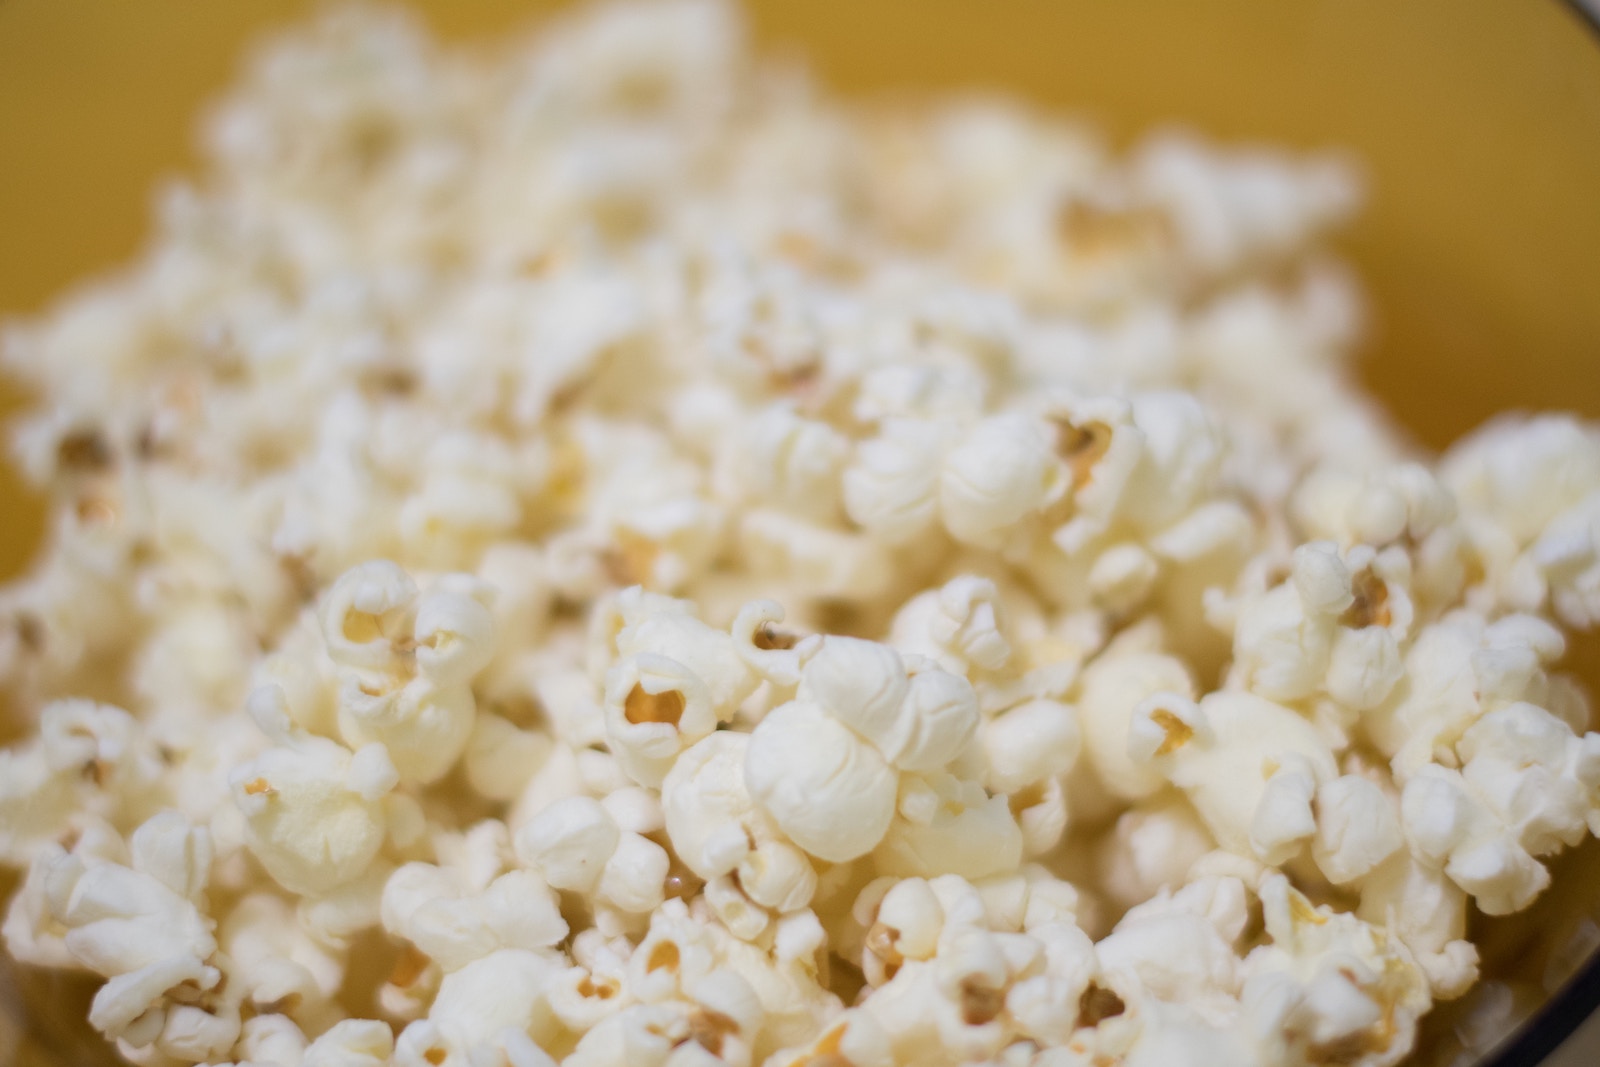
xmin=1567 ymin=0 xmax=1600 ymax=37
xmin=1486 ymin=950 xmax=1600 ymax=1066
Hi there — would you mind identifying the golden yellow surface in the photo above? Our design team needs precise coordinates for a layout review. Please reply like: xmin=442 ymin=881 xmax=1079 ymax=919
xmin=2 ymin=1 xmax=1600 ymax=1064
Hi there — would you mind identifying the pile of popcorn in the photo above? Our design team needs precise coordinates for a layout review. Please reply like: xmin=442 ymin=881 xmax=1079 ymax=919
xmin=4 ymin=2 xmax=1600 ymax=1065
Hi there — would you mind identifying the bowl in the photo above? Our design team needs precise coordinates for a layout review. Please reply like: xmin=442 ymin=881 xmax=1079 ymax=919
xmin=2 ymin=2 xmax=1599 ymax=1064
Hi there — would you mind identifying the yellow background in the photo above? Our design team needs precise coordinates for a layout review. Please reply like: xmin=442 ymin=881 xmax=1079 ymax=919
xmin=2 ymin=1 xmax=1600 ymax=1064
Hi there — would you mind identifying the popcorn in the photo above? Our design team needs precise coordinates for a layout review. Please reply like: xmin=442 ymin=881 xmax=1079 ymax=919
xmin=875 ymin=772 xmax=1024 ymax=880
xmin=1130 ymin=690 xmax=1338 ymax=866
xmin=979 ymin=698 xmax=1081 ymax=796
xmin=229 ymin=686 xmax=399 ymax=896
xmin=2 ymin=1 xmax=1599 ymax=1064
xmin=1076 ymin=649 xmax=1196 ymax=802
xmin=1240 ymin=875 xmax=1431 ymax=1067
xmin=515 ymin=796 xmax=622 ymax=893
xmin=1227 ymin=541 xmax=1413 ymax=713
xmin=218 ymin=892 xmax=345 ymax=1026
xmin=1357 ymin=854 xmax=1478 ymax=999
xmin=515 ymin=795 xmax=671 ymax=934
xmin=1095 ymin=795 xmax=1215 ymax=914
xmin=1310 ymin=774 xmax=1403 ymax=886
xmin=1398 ymin=700 xmax=1600 ymax=915
xmin=41 ymin=812 xmax=241 ymax=1060
xmin=745 ymin=701 xmax=898 ymax=863
xmin=321 ymin=560 xmax=496 ymax=785
xmin=0 ymin=700 xmax=168 ymax=866
xmin=1096 ymin=880 xmax=1243 ymax=1012
xmin=939 ymin=413 xmax=1067 ymax=549
xmin=717 ymin=402 xmax=850 ymax=523
xmin=797 ymin=634 xmax=981 ymax=773
xmin=1367 ymin=610 xmax=1567 ymax=779
xmin=381 ymin=859 xmax=568 ymax=972
xmin=303 ymin=1018 xmax=395 ymax=1067
xmin=395 ymin=948 xmax=566 ymax=1067
xmin=843 ymin=418 xmax=958 ymax=544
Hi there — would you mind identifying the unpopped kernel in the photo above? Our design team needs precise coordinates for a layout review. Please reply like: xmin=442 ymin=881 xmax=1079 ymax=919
xmin=2 ymin=3 xmax=1599 ymax=1066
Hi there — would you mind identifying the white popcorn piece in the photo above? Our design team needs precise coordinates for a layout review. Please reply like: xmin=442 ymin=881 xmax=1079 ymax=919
xmin=0 ymin=700 xmax=171 ymax=871
xmin=940 ymin=413 xmax=1067 ymax=549
xmin=886 ymin=664 xmax=986 ymax=773
xmin=847 ymin=869 xmax=1102 ymax=1066
xmin=252 ymin=612 xmax=342 ymax=740
xmin=1131 ymin=690 xmax=1338 ymax=866
xmin=597 ymin=830 xmax=672 ymax=917
xmin=728 ymin=598 xmax=809 ymax=689
xmin=463 ymin=711 xmax=554 ymax=802
xmin=395 ymin=948 xmax=566 ymax=1067
xmin=1291 ymin=462 xmax=1458 ymax=552
xmin=876 ymin=772 xmax=1024 ymax=881
xmin=717 ymin=402 xmax=850 ymax=523
xmin=1310 ymin=774 xmax=1403 ymax=886
xmin=515 ymin=796 xmax=621 ymax=893
xmin=1370 ymin=610 xmax=1566 ymax=780
xmin=300 ymin=859 xmax=397 ymax=948
xmin=980 ymin=698 xmax=1081 ymax=797
xmin=513 ymin=793 xmax=669 ymax=933
xmin=321 ymin=560 xmax=423 ymax=677
xmin=1096 ymin=882 xmax=1243 ymax=1011
xmin=562 ymin=1002 xmax=683 ymax=1067
xmin=844 ymin=418 xmax=958 ymax=544
xmin=397 ymin=431 xmax=527 ymax=566
xmin=42 ymin=812 xmax=242 ymax=1059
xmin=38 ymin=698 xmax=168 ymax=814
xmin=0 ymin=742 xmax=80 ymax=870
xmin=1399 ymin=700 xmax=1600 ymax=915
xmin=661 ymin=732 xmax=770 ymax=881
xmin=1076 ymin=649 xmax=1196 ymax=801
xmin=736 ymin=507 xmax=897 ymax=602
xmin=474 ymin=541 xmax=553 ymax=663
xmin=703 ymin=873 xmax=770 ymax=942
xmin=1357 ymin=853 xmax=1478 ymax=999
xmin=219 ymin=892 xmax=345 ymax=1025
xmin=1441 ymin=413 xmax=1600 ymax=548
xmin=1241 ymin=875 xmax=1431 ymax=1067
xmin=1528 ymin=492 xmax=1600 ymax=630
xmin=768 ymin=1008 xmax=895 ymax=1067
xmin=746 ymin=701 xmax=898 ymax=863
xmin=234 ymin=1014 xmax=310 ymax=1067
xmin=736 ymin=838 xmax=817 ymax=915
xmin=611 ymin=586 xmax=760 ymax=715
xmin=795 ymin=635 xmax=980 ymax=773
xmin=889 ymin=575 xmax=1013 ymax=676
xmin=229 ymin=685 xmax=398 ymax=896
xmin=1325 ymin=624 xmax=1404 ymax=714
xmin=1228 ymin=542 xmax=1347 ymax=704
xmin=795 ymin=636 xmax=910 ymax=750
xmin=1012 ymin=776 xmax=1071 ymax=858
xmin=381 ymin=859 xmax=567 ymax=973
xmin=301 ymin=1017 xmax=396 ymax=1067
xmin=321 ymin=561 xmax=496 ymax=786
xmin=1041 ymin=391 xmax=1238 ymax=607
xmin=1095 ymin=795 xmax=1216 ymax=914
xmin=602 ymin=650 xmax=718 ymax=788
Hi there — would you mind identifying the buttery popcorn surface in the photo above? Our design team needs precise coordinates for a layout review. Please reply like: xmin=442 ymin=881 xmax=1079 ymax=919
xmin=2 ymin=2 xmax=1599 ymax=1066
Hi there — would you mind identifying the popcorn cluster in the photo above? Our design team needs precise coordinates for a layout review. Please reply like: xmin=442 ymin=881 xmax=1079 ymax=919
xmin=2 ymin=3 xmax=1599 ymax=1066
